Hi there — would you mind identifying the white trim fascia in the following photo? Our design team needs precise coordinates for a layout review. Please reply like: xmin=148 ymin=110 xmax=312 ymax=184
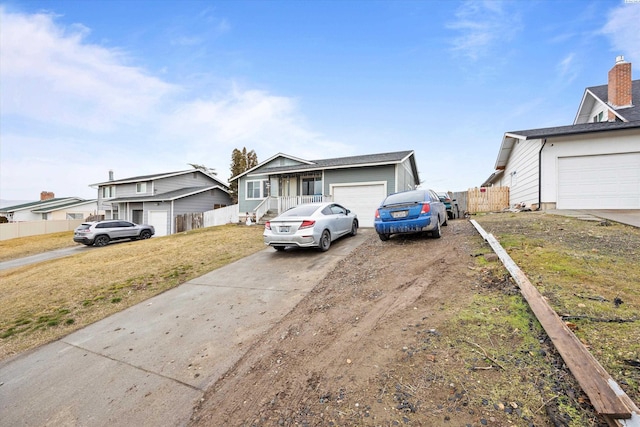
xmin=228 ymin=152 xmax=315 ymax=182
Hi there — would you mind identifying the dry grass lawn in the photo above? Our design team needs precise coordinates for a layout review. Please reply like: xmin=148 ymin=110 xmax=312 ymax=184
xmin=0 ymin=224 xmax=265 ymax=360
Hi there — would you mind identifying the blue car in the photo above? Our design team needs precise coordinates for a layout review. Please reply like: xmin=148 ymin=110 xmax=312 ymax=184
xmin=374 ymin=189 xmax=447 ymax=241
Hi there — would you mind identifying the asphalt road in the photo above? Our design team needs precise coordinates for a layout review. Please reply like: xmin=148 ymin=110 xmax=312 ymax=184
xmin=0 ymin=230 xmax=371 ymax=427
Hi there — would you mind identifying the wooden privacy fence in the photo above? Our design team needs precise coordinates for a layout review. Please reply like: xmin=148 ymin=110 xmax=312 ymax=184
xmin=467 ymin=187 xmax=509 ymax=213
xmin=175 ymin=213 xmax=204 ymax=233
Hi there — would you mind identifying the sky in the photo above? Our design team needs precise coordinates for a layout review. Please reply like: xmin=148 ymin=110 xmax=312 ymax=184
xmin=1 ymin=0 xmax=639 ymax=203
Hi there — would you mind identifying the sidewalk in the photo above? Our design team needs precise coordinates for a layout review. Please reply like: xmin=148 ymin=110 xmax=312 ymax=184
xmin=547 ymin=209 xmax=640 ymax=228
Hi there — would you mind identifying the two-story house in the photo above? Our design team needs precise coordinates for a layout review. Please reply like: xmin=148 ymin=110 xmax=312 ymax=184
xmin=484 ymin=56 xmax=640 ymax=210
xmin=92 ymin=169 xmax=231 ymax=236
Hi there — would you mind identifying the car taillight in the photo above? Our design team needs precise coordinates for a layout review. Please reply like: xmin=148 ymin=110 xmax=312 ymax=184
xmin=300 ymin=220 xmax=315 ymax=229
xmin=375 ymin=209 xmax=380 ymax=219
xmin=420 ymin=203 xmax=431 ymax=214
xmin=264 ymin=221 xmax=271 ymax=230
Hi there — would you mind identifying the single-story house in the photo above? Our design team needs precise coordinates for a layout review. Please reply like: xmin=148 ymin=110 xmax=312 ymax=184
xmin=229 ymin=150 xmax=420 ymax=227
xmin=91 ymin=169 xmax=231 ymax=236
xmin=0 ymin=196 xmax=97 ymax=222
xmin=484 ymin=56 xmax=640 ymax=210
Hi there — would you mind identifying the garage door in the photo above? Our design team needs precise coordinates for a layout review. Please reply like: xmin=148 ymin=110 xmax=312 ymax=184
xmin=332 ymin=184 xmax=386 ymax=227
xmin=557 ymin=153 xmax=640 ymax=209
xmin=148 ymin=211 xmax=168 ymax=237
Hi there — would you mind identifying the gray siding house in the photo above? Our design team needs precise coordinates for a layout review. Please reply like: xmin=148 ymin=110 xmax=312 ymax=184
xmin=485 ymin=56 xmax=640 ymax=210
xmin=230 ymin=151 xmax=419 ymax=227
xmin=92 ymin=169 xmax=231 ymax=236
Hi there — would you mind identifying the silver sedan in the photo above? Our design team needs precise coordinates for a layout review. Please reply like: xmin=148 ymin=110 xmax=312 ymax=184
xmin=263 ymin=202 xmax=358 ymax=251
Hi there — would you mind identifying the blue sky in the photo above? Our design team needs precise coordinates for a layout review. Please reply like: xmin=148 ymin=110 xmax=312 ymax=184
xmin=1 ymin=0 xmax=639 ymax=202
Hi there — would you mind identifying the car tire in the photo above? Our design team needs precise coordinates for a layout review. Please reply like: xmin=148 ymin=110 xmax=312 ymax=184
xmin=318 ymin=230 xmax=331 ymax=252
xmin=378 ymin=233 xmax=390 ymax=241
xmin=350 ymin=220 xmax=358 ymax=236
xmin=94 ymin=235 xmax=110 ymax=247
xmin=432 ymin=218 xmax=442 ymax=238
xmin=139 ymin=230 xmax=152 ymax=239
xmin=274 ymin=246 xmax=286 ymax=251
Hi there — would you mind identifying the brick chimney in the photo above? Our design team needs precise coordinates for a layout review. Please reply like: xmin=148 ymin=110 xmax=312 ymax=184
xmin=40 ymin=191 xmax=55 ymax=200
xmin=607 ymin=55 xmax=632 ymax=120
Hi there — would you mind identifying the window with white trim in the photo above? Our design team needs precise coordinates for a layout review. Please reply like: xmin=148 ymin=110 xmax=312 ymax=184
xmin=246 ymin=180 xmax=269 ymax=199
xmin=136 ymin=182 xmax=147 ymax=194
xmin=102 ymin=185 xmax=115 ymax=198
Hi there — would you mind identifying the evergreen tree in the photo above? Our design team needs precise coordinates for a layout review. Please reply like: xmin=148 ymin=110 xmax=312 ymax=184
xmin=229 ymin=148 xmax=258 ymax=203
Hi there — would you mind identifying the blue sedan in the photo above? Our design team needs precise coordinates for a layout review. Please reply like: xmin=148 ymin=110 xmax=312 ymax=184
xmin=374 ymin=189 xmax=447 ymax=241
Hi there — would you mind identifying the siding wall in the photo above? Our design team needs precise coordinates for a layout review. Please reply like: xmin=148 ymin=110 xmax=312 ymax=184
xmin=324 ymin=165 xmax=396 ymax=195
xmin=497 ymin=138 xmax=542 ymax=208
xmin=396 ymin=158 xmax=416 ymax=193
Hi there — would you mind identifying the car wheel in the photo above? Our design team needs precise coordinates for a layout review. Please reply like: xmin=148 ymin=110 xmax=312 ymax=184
xmin=94 ymin=235 xmax=110 ymax=247
xmin=274 ymin=246 xmax=286 ymax=251
xmin=139 ymin=230 xmax=152 ymax=239
xmin=350 ymin=220 xmax=358 ymax=236
xmin=318 ymin=230 xmax=331 ymax=252
xmin=432 ymin=218 xmax=442 ymax=238
xmin=378 ymin=233 xmax=390 ymax=241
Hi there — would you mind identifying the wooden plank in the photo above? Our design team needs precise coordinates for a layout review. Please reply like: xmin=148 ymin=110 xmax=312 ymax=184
xmin=471 ymin=220 xmax=639 ymax=422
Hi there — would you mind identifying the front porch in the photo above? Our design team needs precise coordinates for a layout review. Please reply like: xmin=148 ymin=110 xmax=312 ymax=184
xmin=249 ymin=195 xmax=333 ymax=223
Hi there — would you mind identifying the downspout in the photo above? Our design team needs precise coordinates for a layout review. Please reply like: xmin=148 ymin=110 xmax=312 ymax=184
xmin=537 ymin=139 xmax=547 ymax=211
xmin=171 ymin=200 xmax=175 ymax=234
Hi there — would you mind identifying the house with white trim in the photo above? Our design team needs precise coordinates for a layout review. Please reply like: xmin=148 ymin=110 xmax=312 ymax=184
xmin=91 ymin=169 xmax=231 ymax=236
xmin=229 ymin=150 xmax=420 ymax=227
xmin=484 ymin=56 xmax=640 ymax=210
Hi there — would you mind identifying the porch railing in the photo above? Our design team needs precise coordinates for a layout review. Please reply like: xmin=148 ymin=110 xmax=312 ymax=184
xmin=252 ymin=195 xmax=333 ymax=222
xmin=278 ymin=195 xmax=331 ymax=213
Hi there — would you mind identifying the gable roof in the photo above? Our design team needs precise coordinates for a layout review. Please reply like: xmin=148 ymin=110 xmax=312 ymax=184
xmin=575 ymin=80 xmax=640 ymax=123
xmin=231 ymin=150 xmax=417 ymax=181
xmin=91 ymin=169 xmax=228 ymax=188
xmin=109 ymin=186 xmax=228 ymax=203
xmin=0 ymin=197 xmax=85 ymax=213
xmin=228 ymin=152 xmax=315 ymax=182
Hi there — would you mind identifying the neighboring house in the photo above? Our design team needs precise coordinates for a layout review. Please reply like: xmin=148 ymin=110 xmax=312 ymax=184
xmin=91 ymin=169 xmax=231 ymax=236
xmin=485 ymin=56 xmax=640 ymax=210
xmin=0 ymin=197 xmax=97 ymax=221
xmin=229 ymin=150 xmax=419 ymax=227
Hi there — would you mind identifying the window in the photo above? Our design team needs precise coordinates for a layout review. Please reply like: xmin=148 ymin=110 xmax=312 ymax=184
xmin=67 ymin=213 xmax=83 ymax=219
xmin=246 ymin=180 xmax=269 ymax=199
xmin=102 ymin=185 xmax=115 ymax=198
xmin=302 ymin=176 xmax=322 ymax=195
xmin=136 ymin=182 xmax=147 ymax=193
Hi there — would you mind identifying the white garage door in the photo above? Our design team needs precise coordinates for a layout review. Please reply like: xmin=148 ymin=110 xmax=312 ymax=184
xmin=557 ymin=153 xmax=640 ymax=209
xmin=332 ymin=184 xmax=386 ymax=227
xmin=148 ymin=210 xmax=168 ymax=237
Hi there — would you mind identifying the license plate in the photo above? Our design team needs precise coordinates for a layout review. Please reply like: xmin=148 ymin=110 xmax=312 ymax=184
xmin=391 ymin=211 xmax=408 ymax=218
xmin=279 ymin=226 xmax=290 ymax=232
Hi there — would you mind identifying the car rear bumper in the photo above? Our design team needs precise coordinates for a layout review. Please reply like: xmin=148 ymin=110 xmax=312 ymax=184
xmin=73 ymin=237 xmax=94 ymax=244
xmin=264 ymin=234 xmax=318 ymax=248
xmin=374 ymin=217 xmax=434 ymax=235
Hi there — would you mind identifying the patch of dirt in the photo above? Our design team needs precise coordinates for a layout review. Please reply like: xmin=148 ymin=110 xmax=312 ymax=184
xmin=189 ymin=218 xmax=616 ymax=427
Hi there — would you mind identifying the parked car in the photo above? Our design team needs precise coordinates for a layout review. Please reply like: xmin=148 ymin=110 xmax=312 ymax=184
xmin=374 ymin=189 xmax=447 ymax=241
xmin=437 ymin=192 xmax=455 ymax=219
xmin=264 ymin=202 xmax=358 ymax=252
xmin=73 ymin=220 xmax=155 ymax=247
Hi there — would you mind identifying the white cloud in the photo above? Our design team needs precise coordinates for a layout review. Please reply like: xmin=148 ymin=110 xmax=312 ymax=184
xmin=557 ymin=53 xmax=578 ymax=83
xmin=601 ymin=4 xmax=640 ymax=63
xmin=0 ymin=7 xmax=350 ymax=200
xmin=447 ymin=0 xmax=521 ymax=61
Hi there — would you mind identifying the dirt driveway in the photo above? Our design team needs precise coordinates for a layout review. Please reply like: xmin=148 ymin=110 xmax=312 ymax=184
xmin=191 ymin=220 xmax=510 ymax=426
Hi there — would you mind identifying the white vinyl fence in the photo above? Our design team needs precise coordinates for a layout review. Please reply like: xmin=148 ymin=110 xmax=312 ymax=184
xmin=0 ymin=219 xmax=84 ymax=241
xmin=203 ymin=204 xmax=239 ymax=227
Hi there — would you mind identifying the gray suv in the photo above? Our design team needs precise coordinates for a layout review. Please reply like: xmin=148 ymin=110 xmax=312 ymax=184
xmin=73 ymin=220 xmax=155 ymax=247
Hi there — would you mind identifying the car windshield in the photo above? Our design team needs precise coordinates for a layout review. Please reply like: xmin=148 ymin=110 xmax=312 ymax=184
xmin=280 ymin=204 xmax=320 ymax=217
xmin=382 ymin=191 xmax=426 ymax=206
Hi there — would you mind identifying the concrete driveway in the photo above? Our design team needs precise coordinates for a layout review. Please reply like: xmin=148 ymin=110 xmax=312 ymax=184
xmin=0 ymin=230 xmax=371 ymax=426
